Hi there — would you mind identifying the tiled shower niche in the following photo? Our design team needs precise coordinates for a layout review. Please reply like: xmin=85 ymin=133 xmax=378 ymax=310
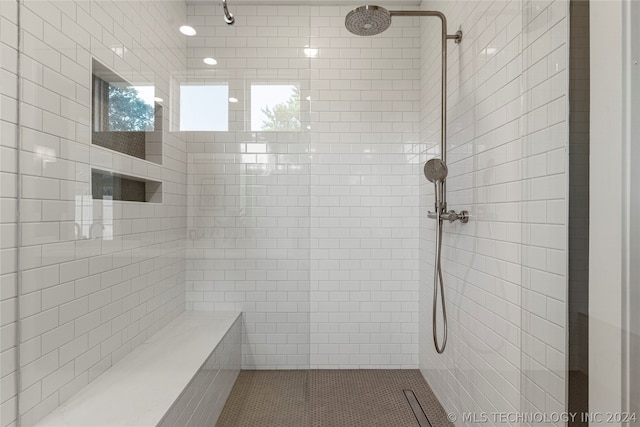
xmin=92 ymin=168 xmax=163 ymax=203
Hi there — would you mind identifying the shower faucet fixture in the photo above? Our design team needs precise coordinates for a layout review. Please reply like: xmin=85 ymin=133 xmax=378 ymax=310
xmin=428 ymin=210 xmax=469 ymax=223
xmin=346 ymin=5 xmax=469 ymax=354
xmin=345 ymin=5 xmax=462 ymax=42
xmin=424 ymin=159 xmax=468 ymax=223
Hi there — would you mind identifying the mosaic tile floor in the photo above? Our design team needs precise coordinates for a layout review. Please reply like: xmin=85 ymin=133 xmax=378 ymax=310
xmin=216 ymin=369 xmax=453 ymax=427
xmin=569 ymin=370 xmax=589 ymax=426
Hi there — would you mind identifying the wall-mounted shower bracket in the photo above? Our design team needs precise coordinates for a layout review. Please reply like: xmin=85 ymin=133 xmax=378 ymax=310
xmin=428 ymin=209 xmax=469 ymax=223
xmin=447 ymin=30 xmax=463 ymax=44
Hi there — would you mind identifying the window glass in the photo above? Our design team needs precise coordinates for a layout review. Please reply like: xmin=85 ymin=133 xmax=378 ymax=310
xmin=180 ymin=84 xmax=229 ymax=131
xmin=251 ymin=84 xmax=300 ymax=132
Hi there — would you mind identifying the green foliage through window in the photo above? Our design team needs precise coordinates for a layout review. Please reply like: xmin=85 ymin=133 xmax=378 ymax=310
xmin=108 ymin=85 xmax=154 ymax=131
xmin=258 ymin=86 xmax=301 ymax=132
xmin=251 ymin=84 xmax=300 ymax=132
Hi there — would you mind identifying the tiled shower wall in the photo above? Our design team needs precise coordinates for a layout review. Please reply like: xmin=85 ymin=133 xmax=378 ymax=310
xmin=0 ymin=1 xmax=575 ymax=424
xmin=419 ymin=0 xmax=569 ymax=422
xmin=1 ymin=1 xmax=188 ymax=426
xmin=520 ymin=0 xmax=568 ymax=417
xmin=184 ymin=4 xmax=313 ymax=370
xmin=185 ymin=4 xmax=422 ymax=369
xmin=308 ymin=7 xmax=421 ymax=369
xmin=1 ymin=2 xmax=20 ymax=426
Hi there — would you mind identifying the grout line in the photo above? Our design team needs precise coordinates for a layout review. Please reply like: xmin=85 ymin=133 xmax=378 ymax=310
xmin=16 ymin=0 xmax=23 ymax=425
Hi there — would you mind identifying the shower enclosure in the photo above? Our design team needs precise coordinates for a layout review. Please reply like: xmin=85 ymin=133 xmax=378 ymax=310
xmin=2 ymin=0 xmax=634 ymax=426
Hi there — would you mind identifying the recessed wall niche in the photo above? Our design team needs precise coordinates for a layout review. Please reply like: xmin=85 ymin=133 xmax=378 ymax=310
xmin=92 ymin=169 xmax=162 ymax=203
xmin=92 ymin=59 xmax=163 ymax=164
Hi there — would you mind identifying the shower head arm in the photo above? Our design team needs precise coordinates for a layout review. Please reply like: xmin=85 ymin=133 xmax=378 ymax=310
xmin=389 ymin=10 xmax=462 ymax=209
xmin=222 ymin=0 xmax=235 ymax=25
xmin=387 ymin=10 xmax=461 ymax=42
xmin=388 ymin=10 xmax=444 ymax=17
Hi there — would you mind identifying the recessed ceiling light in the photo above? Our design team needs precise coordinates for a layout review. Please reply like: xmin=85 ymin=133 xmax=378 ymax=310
xmin=154 ymin=97 xmax=164 ymax=103
xmin=306 ymin=96 xmax=311 ymax=101
xmin=203 ymin=57 xmax=218 ymax=65
xmin=229 ymin=97 xmax=238 ymax=103
xmin=179 ymin=25 xmax=197 ymax=36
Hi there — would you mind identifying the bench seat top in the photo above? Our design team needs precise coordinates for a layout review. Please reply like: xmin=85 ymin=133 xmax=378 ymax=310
xmin=35 ymin=311 xmax=241 ymax=427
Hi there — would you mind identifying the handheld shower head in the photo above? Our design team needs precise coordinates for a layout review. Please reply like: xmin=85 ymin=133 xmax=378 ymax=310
xmin=345 ymin=5 xmax=392 ymax=36
xmin=424 ymin=158 xmax=448 ymax=183
xmin=223 ymin=0 xmax=235 ymax=25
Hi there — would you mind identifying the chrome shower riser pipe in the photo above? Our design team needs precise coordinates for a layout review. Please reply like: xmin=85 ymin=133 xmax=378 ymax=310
xmin=388 ymin=11 xmax=461 ymax=210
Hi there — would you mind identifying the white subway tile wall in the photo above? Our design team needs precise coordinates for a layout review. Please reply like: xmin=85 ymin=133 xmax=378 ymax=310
xmin=418 ymin=0 xmax=568 ymax=423
xmin=1 ymin=2 xmax=20 ymax=426
xmin=521 ymin=0 xmax=568 ymax=417
xmin=184 ymin=4 xmax=314 ymax=370
xmin=184 ymin=4 xmax=421 ymax=369
xmin=1 ymin=1 xmax=188 ymax=426
xmin=308 ymin=6 xmax=421 ymax=369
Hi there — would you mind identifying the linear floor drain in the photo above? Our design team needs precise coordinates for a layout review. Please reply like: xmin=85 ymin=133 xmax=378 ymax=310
xmin=403 ymin=389 xmax=432 ymax=427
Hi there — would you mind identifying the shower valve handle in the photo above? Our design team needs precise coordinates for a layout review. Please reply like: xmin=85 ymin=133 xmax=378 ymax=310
xmin=428 ymin=209 xmax=469 ymax=223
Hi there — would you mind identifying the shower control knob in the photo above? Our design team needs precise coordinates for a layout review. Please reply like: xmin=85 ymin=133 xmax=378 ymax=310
xmin=427 ymin=209 xmax=470 ymax=223
xmin=444 ymin=210 xmax=468 ymax=223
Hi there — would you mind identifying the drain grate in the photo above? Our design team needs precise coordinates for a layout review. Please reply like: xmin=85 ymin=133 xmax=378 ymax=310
xmin=403 ymin=389 xmax=432 ymax=427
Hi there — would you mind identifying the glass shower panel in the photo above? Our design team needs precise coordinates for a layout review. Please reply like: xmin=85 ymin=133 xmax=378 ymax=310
xmin=520 ymin=0 xmax=571 ymax=422
xmin=8 ymin=0 xmax=589 ymax=424
xmin=625 ymin=0 xmax=640 ymax=420
xmin=308 ymin=4 xmax=421 ymax=371
xmin=416 ymin=0 xmax=526 ymax=422
xmin=182 ymin=2 xmax=312 ymax=371
xmin=0 ymin=1 xmax=19 ymax=426
xmin=13 ymin=1 xmax=310 ymax=425
xmin=183 ymin=4 xmax=312 ymax=426
xmin=13 ymin=0 xmax=190 ymax=422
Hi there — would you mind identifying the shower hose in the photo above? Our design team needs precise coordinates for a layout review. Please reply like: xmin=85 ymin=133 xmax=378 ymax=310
xmin=433 ymin=198 xmax=447 ymax=354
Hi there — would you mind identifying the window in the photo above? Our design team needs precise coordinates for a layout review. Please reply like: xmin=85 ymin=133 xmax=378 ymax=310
xmin=91 ymin=59 xmax=162 ymax=164
xmin=180 ymin=84 xmax=229 ymax=131
xmin=251 ymin=84 xmax=300 ymax=132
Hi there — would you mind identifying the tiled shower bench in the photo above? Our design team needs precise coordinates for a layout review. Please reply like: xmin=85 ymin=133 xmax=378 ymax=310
xmin=35 ymin=311 xmax=242 ymax=427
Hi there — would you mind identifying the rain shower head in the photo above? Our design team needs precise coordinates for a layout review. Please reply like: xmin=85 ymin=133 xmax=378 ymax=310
xmin=223 ymin=0 xmax=235 ymax=25
xmin=344 ymin=6 xmax=463 ymax=43
xmin=424 ymin=159 xmax=448 ymax=183
xmin=345 ymin=5 xmax=392 ymax=36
